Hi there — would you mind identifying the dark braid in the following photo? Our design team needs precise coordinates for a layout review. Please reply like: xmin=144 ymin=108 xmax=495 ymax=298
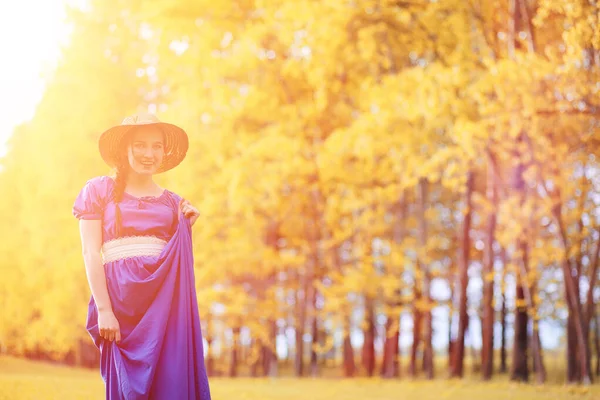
xmin=112 ymin=156 xmax=129 ymax=238
xmin=110 ymin=130 xmax=178 ymax=238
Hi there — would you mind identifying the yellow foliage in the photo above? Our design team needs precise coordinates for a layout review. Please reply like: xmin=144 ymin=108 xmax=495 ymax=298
xmin=0 ymin=0 xmax=598 ymax=377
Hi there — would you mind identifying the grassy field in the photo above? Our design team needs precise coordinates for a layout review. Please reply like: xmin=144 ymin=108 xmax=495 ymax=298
xmin=0 ymin=356 xmax=599 ymax=400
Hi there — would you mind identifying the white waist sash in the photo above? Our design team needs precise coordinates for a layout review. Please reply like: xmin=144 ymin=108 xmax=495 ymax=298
xmin=101 ymin=236 xmax=167 ymax=264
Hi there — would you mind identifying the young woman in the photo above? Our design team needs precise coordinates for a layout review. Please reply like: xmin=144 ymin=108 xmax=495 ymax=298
xmin=73 ymin=113 xmax=211 ymax=399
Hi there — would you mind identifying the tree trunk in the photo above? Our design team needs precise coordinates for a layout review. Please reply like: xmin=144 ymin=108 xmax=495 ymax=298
xmin=262 ymin=319 xmax=278 ymax=377
xmin=381 ymin=316 xmax=400 ymax=378
xmin=507 ymin=0 xmax=528 ymax=379
xmin=229 ymin=326 xmax=240 ymax=377
xmin=481 ymin=160 xmax=497 ymax=380
xmin=362 ymin=296 xmax=376 ymax=377
xmin=531 ymin=324 xmax=547 ymax=383
xmin=583 ymin=232 xmax=600 ymax=379
xmin=418 ymin=179 xmax=434 ymax=379
xmin=448 ymin=313 xmax=455 ymax=371
xmin=448 ymin=261 xmax=456 ymax=371
xmin=262 ymin=223 xmax=280 ymax=377
xmin=517 ymin=252 xmax=546 ymax=383
xmin=594 ymin=313 xmax=600 ymax=377
xmin=409 ymin=282 xmax=422 ymax=375
xmin=250 ymin=339 xmax=260 ymax=377
xmin=382 ymin=196 xmax=406 ymax=378
xmin=331 ymin=238 xmax=355 ymax=378
xmin=343 ymin=316 xmax=356 ymax=377
xmin=509 ymin=185 xmax=530 ymax=383
xmin=296 ymin=235 xmax=317 ymax=377
xmin=310 ymin=307 xmax=319 ymax=377
xmin=450 ymin=170 xmax=474 ymax=378
xmin=556 ymin=213 xmax=592 ymax=384
xmin=308 ymin=186 xmax=325 ymax=377
xmin=295 ymin=285 xmax=307 ymax=377
xmin=500 ymin=249 xmax=508 ymax=374
xmin=528 ymin=281 xmax=546 ymax=383
xmin=566 ymin=313 xmax=580 ymax=382
xmin=510 ymin=282 xmax=529 ymax=381
xmin=516 ymin=236 xmax=546 ymax=383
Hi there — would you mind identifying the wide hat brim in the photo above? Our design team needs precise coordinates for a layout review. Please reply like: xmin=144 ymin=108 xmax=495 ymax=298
xmin=98 ymin=119 xmax=189 ymax=174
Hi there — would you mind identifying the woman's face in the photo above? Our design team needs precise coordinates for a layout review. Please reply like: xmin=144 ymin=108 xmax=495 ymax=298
xmin=126 ymin=126 xmax=165 ymax=175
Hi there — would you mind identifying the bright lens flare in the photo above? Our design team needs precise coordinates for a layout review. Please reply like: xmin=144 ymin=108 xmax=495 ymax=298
xmin=0 ymin=0 xmax=73 ymax=157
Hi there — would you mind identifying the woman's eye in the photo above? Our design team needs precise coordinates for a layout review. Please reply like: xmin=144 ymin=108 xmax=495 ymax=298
xmin=153 ymin=144 xmax=163 ymax=150
xmin=134 ymin=143 xmax=145 ymax=149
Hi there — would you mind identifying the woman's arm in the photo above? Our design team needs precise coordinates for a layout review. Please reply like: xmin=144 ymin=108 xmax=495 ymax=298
xmin=79 ymin=219 xmax=121 ymax=342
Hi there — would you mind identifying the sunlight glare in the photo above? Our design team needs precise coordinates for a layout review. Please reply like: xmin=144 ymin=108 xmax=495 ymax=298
xmin=0 ymin=0 xmax=75 ymax=157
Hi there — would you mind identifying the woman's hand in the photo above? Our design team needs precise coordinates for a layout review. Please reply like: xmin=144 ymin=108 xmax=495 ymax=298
xmin=179 ymin=198 xmax=200 ymax=226
xmin=98 ymin=309 xmax=121 ymax=343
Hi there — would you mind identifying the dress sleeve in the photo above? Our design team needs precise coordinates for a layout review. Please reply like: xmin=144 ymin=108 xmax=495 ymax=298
xmin=72 ymin=176 xmax=111 ymax=220
xmin=170 ymin=191 xmax=182 ymax=206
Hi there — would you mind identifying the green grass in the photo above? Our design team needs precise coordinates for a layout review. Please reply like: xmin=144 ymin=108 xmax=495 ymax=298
xmin=0 ymin=356 xmax=598 ymax=400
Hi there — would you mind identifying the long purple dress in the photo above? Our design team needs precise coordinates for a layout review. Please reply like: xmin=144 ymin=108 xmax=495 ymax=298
xmin=73 ymin=176 xmax=211 ymax=400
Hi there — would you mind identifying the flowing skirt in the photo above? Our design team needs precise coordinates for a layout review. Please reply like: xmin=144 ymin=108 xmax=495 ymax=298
xmin=86 ymin=214 xmax=211 ymax=400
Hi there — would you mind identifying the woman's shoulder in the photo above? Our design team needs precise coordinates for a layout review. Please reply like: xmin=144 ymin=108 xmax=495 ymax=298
xmin=164 ymin=188 xmax=182 ymax=204
xmin=86 ymin=175 xmax=114 ymax=186
xmin=78 ymin=175 xmax=115 ymax=200
xmin=73 ymin=176 xmax=114 ymax=219
xmin=84 ymin=175 xmax=115 ymax=192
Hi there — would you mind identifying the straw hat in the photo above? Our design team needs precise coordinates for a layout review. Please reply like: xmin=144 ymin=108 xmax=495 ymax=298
xmin=98 ymin=113 xmax=189 ymax=173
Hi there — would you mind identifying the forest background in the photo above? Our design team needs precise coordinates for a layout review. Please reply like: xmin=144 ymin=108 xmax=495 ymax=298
xmin=1 ymin=0 xmax=600 ymax=387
